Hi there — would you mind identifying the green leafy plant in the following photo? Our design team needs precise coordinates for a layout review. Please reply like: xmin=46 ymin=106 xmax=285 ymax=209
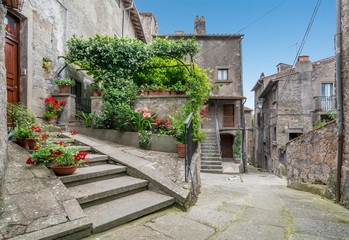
xmin=129 ymin=107 xmax=156 ymax=132
xmin=314 ymin=121 xmax=327 ymax=129
xmin=5 ymin=24 xmax=13 ymax=34
xmin=90 ymin=83 xmax=101 ymax=92
xmin=12 ymin=124 xmax=42 ymax=139
xmin=152 ymin=118 xmax=172 ymax=135
xmin=52 ymin=77 xmax=76 ymax=87
xmin=233 ymin=128 xmax=242 ymax=157
xmin=7 ymin=103 xmax=36 ymax=127
xmin=327 ymin=107 xmax=336 ymax=120
xmin=138 ymin=130 xmax=152 ymax=148
xmin=76 ymin=111 xmax=92 ymax=128
xmin=44 ymin=97 xmax=66 ymax=117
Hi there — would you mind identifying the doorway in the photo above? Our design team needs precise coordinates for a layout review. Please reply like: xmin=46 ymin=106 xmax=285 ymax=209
xmin=221 ymin=134 xmax=234 ymax=158
xmin=5 ymin=12 xmax=20 ymax=104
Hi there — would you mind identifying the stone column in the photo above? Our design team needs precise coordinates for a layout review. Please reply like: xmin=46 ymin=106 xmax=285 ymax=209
xmin=51 ymin=93 xmax=76 ymax=125
xmin=91 ymin=96 xmax=103 ymax=115
xmin=0 ymin=4 xmax=7 ymax=211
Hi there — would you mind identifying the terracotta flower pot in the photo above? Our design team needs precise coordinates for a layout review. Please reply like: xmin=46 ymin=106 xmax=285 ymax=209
xmin=51 ymin=165 xmax=77 ymax=175
xmin=16 ymin=137 xmax=37 ymax=150
xmin=92 ymin=91 xmax=99 ymax=96
xmin=99 ymin=92 xmax=104 ymax=96
xmin=176 ymin=144 xmax=186 ymax=158
xmin=170 ymin=91 xmax=177 ymax=95
xmin=233 ymin=156 xmax=241 ymax=163
xmin=47 ymin=116 xmax=58 ymax=125
xmin=176 ymin=91 xmax=186 ymax=95
xmin=58 ymin=85 xmax=71 ymax=93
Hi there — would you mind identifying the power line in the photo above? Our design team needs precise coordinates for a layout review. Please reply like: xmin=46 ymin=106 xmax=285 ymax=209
xmin=277 ymin=0 xmax=322 ymax=102
xmin=196 ymin=0 xmax=289 ymax=59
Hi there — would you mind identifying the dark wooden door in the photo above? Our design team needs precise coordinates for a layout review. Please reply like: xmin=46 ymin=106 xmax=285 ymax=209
xmin=221 ymin=135 xmax=233 ymax=158
xmin=223 ymin=104 xmax=234 ymax=127
xmin=5 ymin=13 xmax=20 ymax=104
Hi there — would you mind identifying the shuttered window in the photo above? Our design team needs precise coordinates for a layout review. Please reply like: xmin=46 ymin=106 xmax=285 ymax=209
xmin=223 ymin=105 xmax=234 ymax=127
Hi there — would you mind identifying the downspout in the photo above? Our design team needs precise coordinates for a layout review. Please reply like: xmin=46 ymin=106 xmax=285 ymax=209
xmin=240 ymin=36 xmax=246 ymax=172
xmin=261 ymin=99 xmax=265 ymax=170
xmin=335 ymin=0 xmax=343 ymax=204
xmin=55 ymin=0 xmax=68 ymax=77
xmin=122 ymin=0 xmax=134 ymax=38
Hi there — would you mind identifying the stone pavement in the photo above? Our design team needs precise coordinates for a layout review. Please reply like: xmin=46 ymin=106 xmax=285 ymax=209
xmin=84 ymin=166 xmax=349 ymax=240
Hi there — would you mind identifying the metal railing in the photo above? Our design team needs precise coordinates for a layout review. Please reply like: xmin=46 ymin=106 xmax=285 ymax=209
xmin=314 ymin=96 xmax=335 ymax=112
xmin=215 ymin=116 xmax=222 ymax=156
xmin=76 ymin=97 xmax=91 ymax=118
xmin=184 ymin=112 xmax=197 ymax=183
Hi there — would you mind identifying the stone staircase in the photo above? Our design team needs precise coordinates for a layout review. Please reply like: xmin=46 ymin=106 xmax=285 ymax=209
xmin=52 ymin=134 xmax=175 ymax=234
xmin=201 ymin=129 xmax=223 ymax=173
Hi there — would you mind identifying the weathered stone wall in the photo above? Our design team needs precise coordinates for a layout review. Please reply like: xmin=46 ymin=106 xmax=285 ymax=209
xmin=8 ymin=0 xmax=139 ymax=117
xmin=134 ymin=95 xmax=189 ymax=120
xmin=139 ymin=12 xmax=158 ymax=44
xmin=0 ymin=3 xmax=7 ymax=215
xmin=286 ymin=121 xmax=338 ymax=199
xmin=341 ymin=0 xmax=349 ymax=209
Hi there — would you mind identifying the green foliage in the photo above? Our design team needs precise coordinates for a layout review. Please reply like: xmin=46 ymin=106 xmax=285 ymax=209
xmin=7 ymin=103 xmax=36 ymax=127
xmin=76 ymin=111 xmax=92 ymax=128
xmin=52 ymin=77 xmax=76 ymax=87
xmin=153 ymin=118 xmax=172 ymax=135
xmin=138 ymin=130 xmax=152 ymax=148
xmin=129 ymin=107 xmax=155 ymax=132
xmin=327 ymin=107 xmax=336 ymax=120
xmin=233 ymin=128 xmax=242 ymax=157
xmin=43 ymin=58 xmax=51 ymax=73
xmin=314 ymin=121 xmax=327 ymax=129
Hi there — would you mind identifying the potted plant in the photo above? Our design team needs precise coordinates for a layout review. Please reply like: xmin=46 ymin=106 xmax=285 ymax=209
xmin=90 ymin=83 xmax=102 ymax=96
xmin=7 ymin=103 xmax=36 ymax=128
xmin=12 ymin=124 xmax=42 ymax=150
xmin=26 ymin=132 xmax=89 ymax=175
xmin=44 ymin=97 xmax=66 ymax=124
xmin=52 ymin=77 xmax=75 ymax=93
xmin=4 ymin=24 xmax=13 ymax=34
xmin=233 ymin=128 xmax=242 ymax=163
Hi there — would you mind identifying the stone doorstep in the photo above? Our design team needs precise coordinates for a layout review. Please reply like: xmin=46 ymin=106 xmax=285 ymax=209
xmin=201 ymin=169 xmax=223 ymax=173
xmin=201 ymin=165 xmax=223 ymax=170
xmin=60 ymin=164 xmax=127 ymax=185
xmin=201 ymin=157 xmax=221 ymax=160
xmin=84 ymin=190 xmax=174 ymax=234
xmin=10 ymin=217 xmax=92 ymax=240
xmin=201 ymin=161 xmax=222 ymax=165
xmin=51 ymin=138 xmax=75 ymax=143
xmin=68 ymin=176 xmax=148 ymax=205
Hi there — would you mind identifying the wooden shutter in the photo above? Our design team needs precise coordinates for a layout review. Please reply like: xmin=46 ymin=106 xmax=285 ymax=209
xmin=223 ymin=105 xmax=234 ymax=127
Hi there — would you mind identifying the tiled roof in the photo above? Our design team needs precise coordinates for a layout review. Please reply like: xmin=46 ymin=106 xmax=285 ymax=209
xmin=155 ymin=33 xmax=244 ymax=38
xmin=123 ymin=0 xmax=146 ymax=43
xmin=209 ymin=96 xmax=246 ymax=100
xmin=244 ymin=107 xmax=253 ymax=112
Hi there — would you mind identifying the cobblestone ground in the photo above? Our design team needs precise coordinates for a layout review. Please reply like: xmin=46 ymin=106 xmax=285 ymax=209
xmin=85 ymin=166 xmax=349 ymax=240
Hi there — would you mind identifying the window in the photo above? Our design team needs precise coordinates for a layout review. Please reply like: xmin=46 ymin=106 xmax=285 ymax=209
xmin=321 ymin=83 xmax=334 ymax=111
xmin=289 ymin=132 xmax=302 ymax=141
xmin=272 ymin=86 xmax=277 ymax=103
xmin=218 ymin=69 xmax=228 ymax=81
xmin=273 ymin=127 xmax=277 ymax=141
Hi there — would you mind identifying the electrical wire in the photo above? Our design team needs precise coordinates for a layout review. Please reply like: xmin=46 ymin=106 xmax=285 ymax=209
xmin=277 ymin=0 xmax=322 ymax=102
xmin=196 ymin=0 xmax=289 ymax=59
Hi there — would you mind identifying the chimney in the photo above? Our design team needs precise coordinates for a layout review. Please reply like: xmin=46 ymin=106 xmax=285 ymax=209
xmin=276 ymin=63 xmax=292 ymax=73
xmin=175 ymin=31 xmax=184 ymax=35
xmin=194 ymin=16 xmax=206 ymax=35
xmin=295 ymin=55 xmax=312 ymax=72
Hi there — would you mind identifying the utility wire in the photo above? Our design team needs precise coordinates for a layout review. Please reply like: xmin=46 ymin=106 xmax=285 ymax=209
xmin=196 ymin=0 xmax=289 ymax=59
xmin=277 ymin=0 xmax=322 ymax=102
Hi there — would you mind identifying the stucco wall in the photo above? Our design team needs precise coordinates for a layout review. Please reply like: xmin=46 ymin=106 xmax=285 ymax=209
xmin=0 ymin=4 xmax=8 ymax=212
xmin=341 ymin=0 xmax=349 ymax=209
xmin=286 ymin=122 xmax=338 ymax=200
xmin=9 ymin=0 xmax=138 ymax=117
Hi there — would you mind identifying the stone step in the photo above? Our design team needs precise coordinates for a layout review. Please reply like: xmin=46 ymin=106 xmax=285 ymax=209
xmin=201 ymin=169 xmax=223 ymax=174
xmin=202 ymin=155 xmax=221 ymax=159
xmin=201 ymin=146 xmax=219 ymax=150
xmin=83 ymin=154 xmax=109 ymax=166
xmin=84 ymin=191 xmax=174 ymax=233
xmin=201 ymin=150 xmax=219 ymax=154
xmin=201 ymin=161 xmax=222 ymax=166
xmin=201 ymin=165 xmax=223 ymax=170
xmin=51 ymin=138 xmax=75 ymax=143
xmin=69 ymin=176 xmax=148 ymax=208
xmin=201 ymin=156 xmax=222 ymax=161
xmin=60 ymin=164 xmax=127 ymax=187
xmin=66 ymin=145 xmax=92 ymax=152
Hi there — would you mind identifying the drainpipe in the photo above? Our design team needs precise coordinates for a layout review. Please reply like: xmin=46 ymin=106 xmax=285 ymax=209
xmin=55 ymin=0 xmax=68 ymax=77
xmin=335 ymin=0 xmax=343 ymax=204
xmin=241 ymin=98 xmax=247 ymax=172
xmin=122 ymin=0 xmax=134 ymax=38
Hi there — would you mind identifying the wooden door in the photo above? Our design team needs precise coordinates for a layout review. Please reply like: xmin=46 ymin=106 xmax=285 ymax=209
xmin=223 ymin=104 xmax=234 ymax=127
xmin=5 ymin=13 xmax=20 ymax=104
xmin=221 ymin=135 xmax=233 ymax=158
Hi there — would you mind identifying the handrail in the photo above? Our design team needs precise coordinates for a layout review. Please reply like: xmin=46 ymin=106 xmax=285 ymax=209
xmin=215 ymin=116 xmax=222 ymax=156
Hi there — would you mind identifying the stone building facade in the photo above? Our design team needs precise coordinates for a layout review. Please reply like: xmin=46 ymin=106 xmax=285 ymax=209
xmin=286 ymin=121 xmax=338 ymax=200
xmin=252 ymin=56 xmax=336 ymax=175
xmin=341 ymin=0 xmax=349 ymax=208
xmin=244 ymin=107 xmax=253 ymax=164
xmin=157 ymin=16 xmax=245 ymax=161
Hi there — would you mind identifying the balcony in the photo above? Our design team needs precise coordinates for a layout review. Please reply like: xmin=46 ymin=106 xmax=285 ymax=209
xmin=314 ymin=96 xmax=336 ymax=112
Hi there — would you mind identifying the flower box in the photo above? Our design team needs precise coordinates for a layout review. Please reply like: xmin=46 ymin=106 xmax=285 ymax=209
xmin=148 ymin=90 xmax=170 ymax=96
xmin=2 ymin=0 xmax=23 ymax=10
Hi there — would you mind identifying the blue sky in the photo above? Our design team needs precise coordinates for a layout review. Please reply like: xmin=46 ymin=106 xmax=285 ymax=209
xmin=135 ymin=0 xmax=336 ymax=109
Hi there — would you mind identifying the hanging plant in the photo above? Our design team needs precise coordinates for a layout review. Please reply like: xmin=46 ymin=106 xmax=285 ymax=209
xmin=42 ymin=58 xmax=51 ymax=73
xmin=4 ymin=24 xmax=13 ymax=34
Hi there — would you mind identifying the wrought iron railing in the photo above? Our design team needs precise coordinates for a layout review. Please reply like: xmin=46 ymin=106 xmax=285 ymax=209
xmin=215 ymin=116 xmax=222 ymax=156
xmin=75 ymin=97 xmax=91 ymax=118
xmin=314 ymin=96 xmax=335 ymax=112
xmin=184 ymin=112 xmax=197 ymax=183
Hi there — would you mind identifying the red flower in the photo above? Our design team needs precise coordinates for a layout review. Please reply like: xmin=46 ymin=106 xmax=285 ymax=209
xmin=25 ymin=117 xmax=29 ymax=121
xmin=60 ymin=101 xmax=66 ymax=105
xmin=10 ymin=29 xmax=13 ymax=34
xmin=26 ymin=158 xmax=34 ymax=164
xmin=54 ymin=106 xmax=59 ymax=110
xmin=70 ymin=130 xmax=78 ymax=135
xmin=34 ymin=147 xmax=39 ymax=151
xmin=6 ymin=24 xmax=9 ymax=28
xmin=85 ymin=161 xmax=89 ymax=165
xmin=41 ymin=134 xmax=47 ymax=139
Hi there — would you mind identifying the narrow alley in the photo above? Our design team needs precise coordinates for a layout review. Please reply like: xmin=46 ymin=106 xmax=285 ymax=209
xmin=85 ymin=167 xmax=349 ymax=240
